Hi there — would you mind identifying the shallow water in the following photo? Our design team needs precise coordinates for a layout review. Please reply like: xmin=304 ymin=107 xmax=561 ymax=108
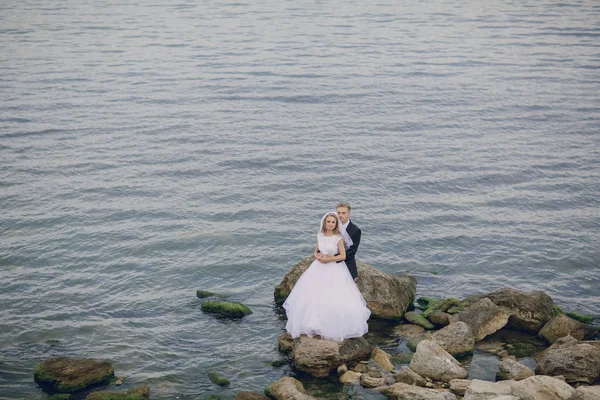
xmin=1 ymin=0 xmax=599 ymax=398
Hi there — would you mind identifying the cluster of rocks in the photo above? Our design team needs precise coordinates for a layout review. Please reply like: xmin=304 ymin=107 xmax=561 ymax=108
xmin=265 ymin=258 xmax=600 ymax=399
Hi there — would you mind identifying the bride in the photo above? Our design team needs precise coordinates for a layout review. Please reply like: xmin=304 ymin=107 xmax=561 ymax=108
xmin=283 ymin=211 xmax=371 ymax=342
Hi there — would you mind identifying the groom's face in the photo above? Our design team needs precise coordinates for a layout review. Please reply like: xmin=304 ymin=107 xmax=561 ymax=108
xmin=337 ymin=206 xmax=350 ymax=224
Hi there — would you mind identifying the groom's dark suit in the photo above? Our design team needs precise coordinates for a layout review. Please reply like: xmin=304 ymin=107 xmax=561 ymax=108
xmin=339 ymin=220 xmax=361 ymax=280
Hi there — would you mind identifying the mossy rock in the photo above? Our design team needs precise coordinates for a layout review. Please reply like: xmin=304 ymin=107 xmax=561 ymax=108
xmin=34 ymin=357 xmax=114 ymax=394
xmin=390 ymin=353 xmax=413 ymax=364
xmin=86 ymin=386 xmax=150 ymax=400
xmin=403 ymin=311 xmax=434 ymax=330
xmin=406 ymin=335 xmax=428 ymax=352
xmin=446 ymin=305 xmax=465 ymax=314
xmin=203 ymin=395 xmax=223 ymax=400
xmin=565 ymin=312 xmax=593 ymax=324
xmin=49 ymin=395 xmax=72 ymax=400
xmin=196 ymin=290 xmax=229 ymax=299
xmin=270 ymin=359 xmax=286 ymax=367
xmin=201 ymin=301 xmax=252 ymax=318
xmin=422 ymin=297 xmax=462 ymax=318
xmin=208 ymin=372 xmax=230 ymax=386
xmin=416 ymin=297 xmax=441 ymax=311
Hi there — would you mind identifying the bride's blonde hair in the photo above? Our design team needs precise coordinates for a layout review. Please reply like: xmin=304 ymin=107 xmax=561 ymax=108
xmin=320 ymin=212 xmax=340 ymax=235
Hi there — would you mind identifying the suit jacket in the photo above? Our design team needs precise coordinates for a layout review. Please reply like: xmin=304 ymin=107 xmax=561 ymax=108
xmin=339 ymin=220 xmax=361 ymax=279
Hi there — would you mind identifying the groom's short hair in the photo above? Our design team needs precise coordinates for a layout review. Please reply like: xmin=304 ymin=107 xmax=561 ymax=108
xmin=336 ymin=202 xmax=351 ymax=211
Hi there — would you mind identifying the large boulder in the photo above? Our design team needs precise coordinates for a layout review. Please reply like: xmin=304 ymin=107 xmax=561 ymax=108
xmin=496 ymin=359 xmax=534 ymax=381
xmin=449 ymin=298 xmax=509 ymax=341
xmin=275 ymin=258 xmax=416 ymax=319
xmin=534 ymin=335 xmax=600 ymax=384
xmin=382 ymin=383 xmax=457 ymax=400
xmin=235 ymin=392 xmax=270 ymax=400
xmin=571 ymin=386 xmax=600 ymax=400
xmin=511 ymin=375 xmax=575 ymax=400
xmin=291 ymin=336 xmax=371 ymax=377
xmin=409 ymin=340 xmax=467 ymax=382
xmin=486 ymin=288 xmax=560 ymax=332
xmin=86 ymin=386 xmax=149 ymax=400
xmin=432 ymin=322 xmax=475 ymax=356
xmin=265 ymin=377 xmax=315 ymax=400
xmin=463 ymin=379 xmax=515 ymax=400
xmin=538 ymin=314 xmax=597 ymax=343
xmin=34 ymin=357 xmax=114 ymax=394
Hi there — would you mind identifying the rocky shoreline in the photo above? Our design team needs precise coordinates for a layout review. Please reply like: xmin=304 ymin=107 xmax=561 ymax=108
xmin=33 ymin=258 xmax=599 ymax=399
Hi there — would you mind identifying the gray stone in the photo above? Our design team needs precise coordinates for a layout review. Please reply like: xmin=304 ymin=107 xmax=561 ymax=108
xmin=448 ymin=379 xmax=471 ymax=396
xmin=511 ymin=375 xmax=575 ymax=400
xmin=449 ymin=298 xmax=509 ymax=341
xmin=535 ymin=335 xmax=600 ymax=384
xmin=486 ymin=288 xmax=560 ymax=332
xmin=571 ymin=386 xmax=600 ymax=400
xmin=292 ymin=336 xmax=341 ymax=378
xmin=496 ymin=359 xmax=534 ymax=381
xmin=539 ymin=314 xmax=597 ymax=344
xmin=370 ymin=347 xmax=394 ymax=371
xmin=409 ymin=340 xmax=467 ymax=382
xmin=382 ymin=383 xmax=458 ymax=400
xmin=360 ymin=371 xmax=385 ymax=388
xmin=392 ymin=324 xmax=426 ymax=338
xmin=429 ymin=310 xmax=451 ymax=327
xmin=265 ymin=377 xmax=314 ymax=400
xmin=432 ymin=322 xmax=475 ymax=356
xmin=463 ymin=379 xmax=515 ymax=400
xmin=394 ymin=366 xmax=427 ymax=387
xmin=339 ymin=370 xmax=361 ymax=384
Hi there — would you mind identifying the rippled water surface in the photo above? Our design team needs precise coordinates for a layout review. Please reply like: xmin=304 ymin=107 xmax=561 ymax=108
xmin=1 ymin=0 xmax=599 ymax=398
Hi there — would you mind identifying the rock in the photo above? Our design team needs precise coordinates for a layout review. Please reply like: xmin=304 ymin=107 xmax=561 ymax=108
xmin=394 ymin=366 xmax=426 ymax=387
xmin=391 ymin=353 xmax=414 ymax=365
xmin=264 ymin=377 xmax=315 ymax=400
xmin=382 ymin=383 xmax=458 ymax=400
xmin=201 ymin=301 xmax=252 ymax=318
xmin=337 ymin=364 xmax=348 ymax=375
xmin=539 ymin=314 xmax=597 ymax=343
xmin=49 ymin=395 xmax=72 ymax=400
xmin=339 ymin=370 xmax=362 ymax=384
xmin=275 ymin=258 xmax=417 ymax=319
xmin=432 ymin=322 xmax=475 ymax=356
xmin=535 ymin=335 xmax=600 ymax=384
xmin=407 ymin=334 xmax=430 ymax=352
xmin=423 ymin=298 xmax=462 ymax=318
xmin=338 ymin=337 xmax=372 ymax=365
xmin=86 ymin=386 xmax=150 ymax=400
xmin=235 ymin=392 xmax=269 ymax=400
xmin=360 ymin=371 xmax=385 ymax=388
xmin=405 ymin=312 xmax=435 ymax=330
xmin=196 ymin=290 xmax=228 ymax=299
xmin=292 ymin=336 xmax=341 ymax=377
xmin=33 ymin=357 xmax=114 ymax=394
xmin=409 ymin=340 xmax=467 ymax=382
xmin=511 ymin=375 xmax=575 ymax=400
xmin=277 ymin=332 xmax=293 ymax=353
xmin=429 ymin=311 xmax=451 ymax=327
xmin=571 ymin=386 xmax=600 ymax=400
xmin=450 ymin=298 xmax=509 ymax=341
xmin=463 ymin=379 xmax=515 ymax=400
xmin=496 ymin=359 xmax=533 ymax=381
xmin=565 ymin=312 xmax=594 ymax=324
xmin=417 ymin=297 xmax=441 ymax=311
xmin=489 ymin=397 xmax=520 ymax=400
xmin=208 ymin=372 xmax=230 ymax=386
xmin=486 ymin=288 xmax=560 ymax=332
xmin=448 ymin=379 xmax=471 ymax=396
xmin=353 ymin=362 xmax=368 ymax=373
xmin=371 ymin=347 xmax=394 ymax=371
xmin=392 ymin=324 xmax=426 ymax=338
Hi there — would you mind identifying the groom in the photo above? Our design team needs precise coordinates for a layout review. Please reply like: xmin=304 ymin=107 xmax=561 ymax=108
xmin=336 ymin=202 xmax=361 ymax=282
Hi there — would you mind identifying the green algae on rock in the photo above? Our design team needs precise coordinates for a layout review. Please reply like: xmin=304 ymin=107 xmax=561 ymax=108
xmin=34 ymin=357 xmax=114 ymax=394
xmin=403 ymin=311 xmax=434 ymax=330
xmin=422 ymin=297 xmax=462 ymax=318
xmin=49 ymin=395 xmax=72 ymax=400
xmin=416 ymin=297 xmax=441 ymax=311
xmin=196 ymin=290 xmax=229 ymax=299
xmin=201 ymin=301 xmax=252 ymax=318
xmin=208 ymin=372 xmax=230 ymax=386
xmin=565 ymin=312 xmax=594 ymax=324
xmin=86 ymin=385 xmax=150 ymax=400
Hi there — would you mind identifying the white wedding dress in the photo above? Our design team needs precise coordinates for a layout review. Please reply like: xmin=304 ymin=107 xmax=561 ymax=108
xmin=283 ymin=234 xmax=371 ymax=341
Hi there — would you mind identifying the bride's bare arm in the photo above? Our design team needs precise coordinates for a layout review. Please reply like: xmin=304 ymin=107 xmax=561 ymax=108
xmin=322 ymin=239 xmax=346 ymax=263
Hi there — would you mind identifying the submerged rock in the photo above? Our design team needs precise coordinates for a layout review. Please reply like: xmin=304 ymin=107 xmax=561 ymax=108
xmin=274 ymin=258 xmax=416 ymax=319
xmin=208 ymin=372 xmax=230 ymax=386
xmin=34 ymin=357 xmax=114 ymax=394
xmin=86 ymin=386 xmax=150 ymax=400
xmin=565 ymin=312 xmax=594 ymax=324
xmin=201 ymin=301 xmax=252 ymax=318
